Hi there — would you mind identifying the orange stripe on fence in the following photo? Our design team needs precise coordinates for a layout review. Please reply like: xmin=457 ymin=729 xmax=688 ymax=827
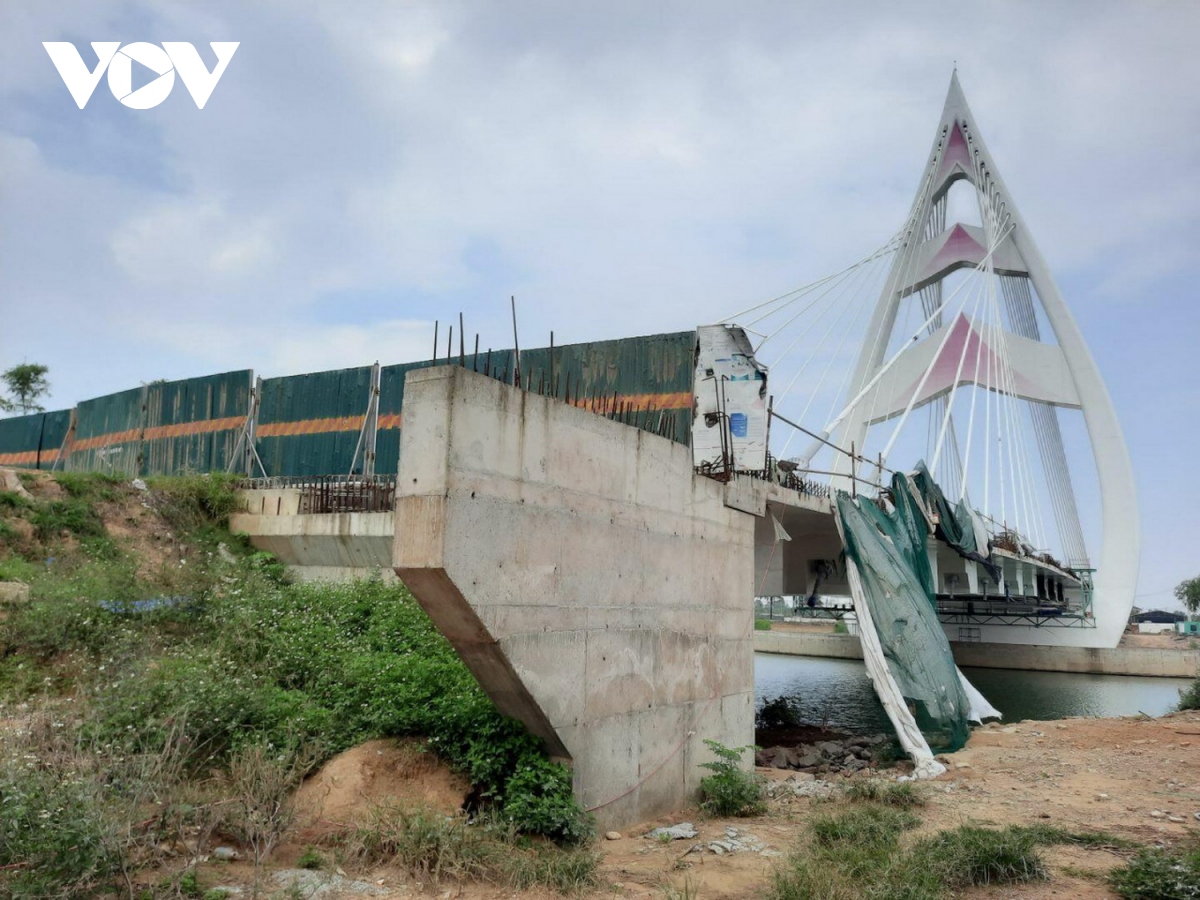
xmin=73 ymin=429 xmax=142 ymax=452
xmin=72 ymin=416 xmax=246 ymax=452
xmin=378 ymin=414 xmax=403 ymax=430
xmin=0 ymin=450 xmax=39 ymax=466
xmin=256 ymin=416 xmax=365 ymax=438
xmin=143 ymin=416 xmax=244 ymax=441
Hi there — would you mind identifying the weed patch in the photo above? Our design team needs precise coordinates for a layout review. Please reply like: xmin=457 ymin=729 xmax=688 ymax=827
xmin=339 ymin=804 xmax=598 ymax=891
xmin=145 ymin=473 xmax=241 ymax=537
xmin=843 ymin=778 xmax=926 ymax=807
xmin=31 ymin=498 xmax=106 ymax=540
xmin=1109 ymin=845 xmax=1200 ymax=899
xmin=1178 ymin=677 xmax=1200 ymax=711
xmin=54 ymin=472 xmax=124 ymax=501
xmin=698 ymin=740 xmax=766 ymax=817
xmin=769 ymin=802 xmax=1078 ymax=900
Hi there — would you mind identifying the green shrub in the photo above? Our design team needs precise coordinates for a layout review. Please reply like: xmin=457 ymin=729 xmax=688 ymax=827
xmin=501 ymin=757 xmax=593 ymax=845
xmin=296 ymin=847 xmax=324 ymax=870
xmin=0 ymin=749 xmax=123 ymax=898
xmin=1109 ymin=846 xmax=1200 ymax=899
xmin=754 ymin=618 xmax=772 ymax=631
xmin=1177 ymin=678 xmax=1200 ymax=711
xmin=697 ymin=740 xmax=766 ymax=817
xmin=757 ymin=695 xmax=803 ymax=729
xmin=145 ymin=473 xmax=242 ymax=535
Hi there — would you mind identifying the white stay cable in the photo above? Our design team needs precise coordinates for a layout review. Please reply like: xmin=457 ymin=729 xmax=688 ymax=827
xmin=929 ymin=266 xmax=990 ymax=477
xmin=820 ymin=219 xmax=1016 ymax=453
xmin=720 ymin=237 xmax=902 ymax=326
xmin=778 ymin=255 xmax=890 ymax=458
xmin=834 ymin=143 xmax=948 ymax=471
xmin=877 ymin=256 xmax=995 ymax=466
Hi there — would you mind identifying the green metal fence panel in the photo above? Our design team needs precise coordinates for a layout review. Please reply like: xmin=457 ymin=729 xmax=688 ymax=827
xmin=518 ymin=331 xmax=695 ymax=445
xmin=255 ymin=366 xmax=374 ymax=477
xmin=375 ymin=350 xmax=515 ymax=475
xmin=0 ymin=412 xmax=48 ymax=469
xmin=142 ymin=370 xmax=253 ymax=475
xmin=67 ymin=387 xmax=147 ymax=476
xmin=38 ymin=409 xmax=73 ymax=469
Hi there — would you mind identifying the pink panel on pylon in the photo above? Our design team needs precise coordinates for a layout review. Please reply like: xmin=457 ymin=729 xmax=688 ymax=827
xmin=935 ymin=120 xmax=974 ymax=187
xmin=921 ymin=224 xmax=985 ymax=283
xmin=901 ymin=314 xmax=1036 ymax=408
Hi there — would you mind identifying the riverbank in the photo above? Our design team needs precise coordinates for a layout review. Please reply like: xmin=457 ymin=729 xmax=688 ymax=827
xmin=755 ymin=628 xmax=1200 ymax=678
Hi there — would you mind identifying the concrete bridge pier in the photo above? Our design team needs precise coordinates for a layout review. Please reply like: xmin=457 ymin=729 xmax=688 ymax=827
xmin=393 ymin=366 xmax=758 ymax=829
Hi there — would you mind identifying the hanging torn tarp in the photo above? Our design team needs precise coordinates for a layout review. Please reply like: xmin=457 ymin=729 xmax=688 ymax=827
xmin=834 ymin=464 xmax=999 ymax=772
xmin=909 ymin=462 xmax=1001 ymax=584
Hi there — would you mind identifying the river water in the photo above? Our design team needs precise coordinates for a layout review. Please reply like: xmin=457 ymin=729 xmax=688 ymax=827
xmin=755 ymin=652 xmax=1194 ymax=732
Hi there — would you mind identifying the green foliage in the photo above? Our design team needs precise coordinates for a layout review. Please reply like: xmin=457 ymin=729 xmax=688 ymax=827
xmin=145 ymin=473 xmax=242 ymax=536
xmin=0 ymin=484 xmax=595 ymax=851
xmin=296 ymin=847 xmax=325 ymax=870
xmin=31 ymin=498 xmax=107 ymax=540
xmin=812 ymin=804 xmax=920 ymax=850
xmin=757 ymin=695 xmax=803 ymax=729
xmin=179 ymin=869 xmax=202 ymax=896
xmin=697 ymin=740 xmax=766 ymax=817
xmin=768 ymin=803 xmax=1076 ymax=900
xmin=1178 ymin=678 xmax=1200 ymax=711
xmin=0 ymin=747 xmax=122 ymax=898
xmin=913 ymin=825 xmax=1047 ymax=888
xmin=0 ymin=363 xmax=50 ymax=414
xmin=54 ymin=472 xmax=124 ymax=501
xmin=342 ymin=805 xmax=598 ymax=890
xmin=754 ymin=618 xmax=772 ymax=630
xmin=1011 ymin=823 xmax=1138 ymax=850
xmin=1109 ymin=846 xmax=1200 ymax=899
xmin=833 ymin=619 xmax=849 ymax=635
xmin=843 ymin=779 xmax=926 ymax=808
xmin=501 ymin=757 xmax=594 ymax=845
xmin=1175 ymin=576 xmax=1200 ymax=618
xmin=0 ymin=490 xmax=31 ymax=511
xmin=0 ymin=555 xmax=39 ymax=582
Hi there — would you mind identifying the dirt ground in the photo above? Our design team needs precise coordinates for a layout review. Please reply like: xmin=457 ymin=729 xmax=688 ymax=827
xmin=184 ymin=711 xmax=1200 ymax=899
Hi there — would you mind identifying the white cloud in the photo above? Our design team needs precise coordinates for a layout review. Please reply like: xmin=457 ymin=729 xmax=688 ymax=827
xmin=3 ymin=0 xmax=1199 ymax=591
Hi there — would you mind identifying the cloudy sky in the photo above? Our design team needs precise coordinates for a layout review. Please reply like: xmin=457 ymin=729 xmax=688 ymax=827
xmin=1 ymin=1 xmax=1197 ymax=607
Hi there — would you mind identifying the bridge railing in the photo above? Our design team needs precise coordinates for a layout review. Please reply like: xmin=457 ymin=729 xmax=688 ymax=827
xmin=237 ymin=474 xmax=397 ymax=514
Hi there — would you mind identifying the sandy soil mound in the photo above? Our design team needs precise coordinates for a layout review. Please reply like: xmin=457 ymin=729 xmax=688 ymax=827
xmin=294 ymin=738 xmax=470 ymax=831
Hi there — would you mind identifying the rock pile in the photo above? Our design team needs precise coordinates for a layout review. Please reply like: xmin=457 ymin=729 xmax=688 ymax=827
xmin=755 ymin=734 xmax=889 ymax=775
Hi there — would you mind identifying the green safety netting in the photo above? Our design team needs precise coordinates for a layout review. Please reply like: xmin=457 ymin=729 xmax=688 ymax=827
xmin=835 ymin=465 xmax=973 ymax=755
xmin=909 ymin=462 xmax=1001 ymax=585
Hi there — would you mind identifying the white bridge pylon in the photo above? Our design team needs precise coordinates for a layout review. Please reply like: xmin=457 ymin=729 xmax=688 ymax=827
xmin=724 ymin=73 xmax=1138 ymax=649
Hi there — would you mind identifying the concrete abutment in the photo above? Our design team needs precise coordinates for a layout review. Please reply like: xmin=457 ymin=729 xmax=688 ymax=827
xmin=392 ymin=366 xmax=758 ymax=829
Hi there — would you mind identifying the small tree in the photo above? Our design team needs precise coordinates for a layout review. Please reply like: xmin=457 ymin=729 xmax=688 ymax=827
xmin=0 ymin=364 xmax=50 ymax=414
xmin=1175 ymin=577 xmax=1200 ymax=620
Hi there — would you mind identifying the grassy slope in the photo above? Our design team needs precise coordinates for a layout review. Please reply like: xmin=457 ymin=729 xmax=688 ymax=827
xmin=0 ymin=472 xmax=593 ymax=898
